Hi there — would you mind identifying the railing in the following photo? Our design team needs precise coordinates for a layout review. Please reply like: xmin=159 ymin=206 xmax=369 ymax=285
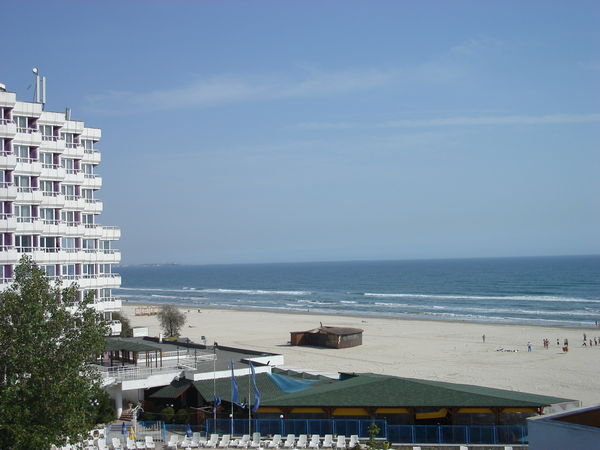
xmin=204 ymin=419 xmax=527 ymax=445
xmin=93 ymin=355 xmax=216 ymax=383
xmin=16 ymin=217 xmax=35 ymax=223
xmin=42 ymin=219 xmax=59 ymax=225
xmin=16 ymin=247 xmax=34 ymax=252
xmin=84 ymin=173 xmax=98 ymax=179
xmin=0 ymin=277 xmax=12 ymax=284
xmin=0 ymin=118 xmax=13 ymax=125
xmin=40 ymin=247 xmax=59 ymax=253
xmin=42 ymin=163 xmax=59 ymax=169
xmin=84 ymin=149 xmax=100 ymax=154
xmin=16 ymin=157 xmax=34 ymax=163
xmin=66 ymin=143 xmax=79 ymax=149
xmin=64 ymin=195 xmax=80 ymax=201
xmin=0 ymin=245 xmax=14 ymax=251
xmin=17 ymin=127 xmax=38 ymax=134
xmin=0 ymin=181 xmax=12 ymax=188
xmin=17 ymin=186 xmax=38 ymax=193
xmin=42 ymin=135 xmax=59 ymax=141
xmin=0 ymin=213 xmax=13 ymax=220
xmin=85 ymin=198 xmax=100 ymax=203
xmin=0 ymin=151 xmax=12 ymax=156
xmin=62 ymin=221 xmax=81 ymax=227
xmin=65 ymin=168 xmax=80 ymax=174
xmin=42 ymin=191 xmax=60 ymax=197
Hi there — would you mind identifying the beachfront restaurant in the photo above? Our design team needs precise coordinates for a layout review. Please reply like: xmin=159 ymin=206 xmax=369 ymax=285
xmin=147 ymin=368 xmax=575 ymax=445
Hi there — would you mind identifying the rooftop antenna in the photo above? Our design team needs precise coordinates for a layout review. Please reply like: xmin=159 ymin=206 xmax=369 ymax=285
xmin=32 ymin=67 xmax=47 ymax=109
xmin=32 ymin=68 xmax=39 ymax=103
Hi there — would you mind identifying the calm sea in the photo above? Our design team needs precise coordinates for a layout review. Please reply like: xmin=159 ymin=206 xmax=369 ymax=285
xmin=115 ymin=255 xmax=600 ymax=328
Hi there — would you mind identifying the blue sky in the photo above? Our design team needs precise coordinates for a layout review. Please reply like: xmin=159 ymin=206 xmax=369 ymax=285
xmin=2 ymin=1 xmax=599 ymax=264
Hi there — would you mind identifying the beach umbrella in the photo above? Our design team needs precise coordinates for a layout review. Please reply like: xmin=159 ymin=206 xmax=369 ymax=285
xmin=129 ymin=426 xmax=135 ymax=440
xmin=186 ymin=423 xmax=193 ymax=437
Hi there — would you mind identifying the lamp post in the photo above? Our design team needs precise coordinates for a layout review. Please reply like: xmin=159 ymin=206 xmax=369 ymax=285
xmin=280 ymin=414 xmax=284 ymax=436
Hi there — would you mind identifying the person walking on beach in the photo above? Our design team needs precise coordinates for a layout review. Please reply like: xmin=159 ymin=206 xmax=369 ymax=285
xmin=527 ymin=341 xmax=532 ymax=352
xmin=482 ymin=334 xmax=485 ymax=343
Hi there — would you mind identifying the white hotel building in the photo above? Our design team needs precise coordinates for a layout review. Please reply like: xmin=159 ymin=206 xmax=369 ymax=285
xmin=0 ymin=82 xmax=122 ymax=335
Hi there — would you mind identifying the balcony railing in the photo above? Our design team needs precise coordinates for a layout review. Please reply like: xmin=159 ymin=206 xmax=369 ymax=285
xmin=64 ymin=195 xmax=80 ymax=201
xmin=66 ymin=143 xmax=78 ymax=149
xmin=0 ymin=245 xmax=14 ymax=251
xmin=42 ymin=163 xmax=59 ymax=169
xmin=42 ymin=219 xmax=59 ymax=225
xmin=64 ymin=168 xmax=80 ymax=174
xmin=42 ymin=135 xmax=59 ymax=141
xmin=16 ymin=216 xmax=35 ymax=223
xmin=0 ymin=181 xmax=12 ymax=188
xmin=16 ymin=157 xmax=35 ymax=163
xmin=0 ymin=118 xmax=13 ymax=125
xmin=84 ymin=149 xmax=99 ymax=154
xmin=17 ymin=127 xmax=38 ymax=134
xmin=42 ymin=191 xmax=60 ymax=197
xmin=17 ymin=186 xmax=38 ymax=193
xmin=0 ymin=213 xmax=13 ymax=220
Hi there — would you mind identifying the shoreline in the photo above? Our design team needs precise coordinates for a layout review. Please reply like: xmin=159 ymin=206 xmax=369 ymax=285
xmin=121 ymin=299 xmax=600 ymax=331
xmin=121 ymin=300 xmax=600 ymax=407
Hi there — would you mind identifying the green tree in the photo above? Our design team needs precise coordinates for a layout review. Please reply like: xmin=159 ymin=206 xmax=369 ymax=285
xmin=112 ymin=311 xmax=133 ymax=337
xmin=0 ymin=257 xmax=108 ymax=450
xmin=157 ymin=305 xmax=186 ymax=337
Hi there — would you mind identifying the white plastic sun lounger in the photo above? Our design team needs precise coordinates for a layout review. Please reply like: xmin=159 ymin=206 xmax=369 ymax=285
xmin=218 ymin=434 xmax=231 ymax=448
xmin=348 ymin=436 xmax=359 ymax=449
xmin=237 ymin=434 xmax=251 ymax=448
xmin=250 ymin=432 xmax=262 ymax=448
xmin=296 ymin=435 xmax=308 ymax=448
xmin=308 ymin=435 xmax=320 ymax=449
xmin=166 ymin=434 xmax=179 ymax=449
xmin=144 ymin=435 xmax=156 ymax=449
xmin=268 ymin=434 xmax=282 ymax=448
xmin=322 ymin=435 xmax=334 ymax=449
xmin=335 ymin=435 xmax=346 ymax=450
xmin=283 ymin=434 xmax=296 ymax=448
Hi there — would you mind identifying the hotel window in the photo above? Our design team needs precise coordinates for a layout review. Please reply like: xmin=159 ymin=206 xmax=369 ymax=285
xmin=40 ymin=236 xmax=58 ymax=252
xmin=40 ymin=180 xmax=56 ymax=196
xmin=81 ymin=139 xmax=96 ymax=151
xmin=0 ymin=138 xmax=12 ymax=155
xmin=61 ymin=158 xmax=76 ymax=173
xmin=0 ymin=233 xmax=12 ymax=251
xmin=40 ymin=152 xmax=55 ymax=168
xmin=61 ymin=184 xmax=77 ymax=200
xmin=15 ymin=235 xmax=34 ymax=252
xmin=41 ymin=264 xmax=58 ymax=278
xmin=82 ymin=163 xmax=95 ymax=177
xmin=15 ymin=145 xmax=32 ymax=163
xmin=100 ymin=240 xmax=111 ymax=252
xmin=0 ymin=107 xmax=12 ymax=124
xmin=83 ymin=263 xmax=96 ymax=278
xmin=61 ymin=237 xmax=77 ymax=252
xmin=82 ymin=188 xmax=94 ymax=202
xmin=15 ymin=116 xmax=36 ymax=133
xmin=0 ymin=170 xmax=10 ymax=187
xmin=40 ymin=208 xmax=57 ymax=224
xmin=14 ymin=175 xmax=32 ymax=192
xmin=14 ymin=204 xmax=34 ymax=223
xmin=99 ymin=264 xmax=112 ymax=276
xmin=99 ymin=288 xmax=112 ymax=300
xmin=62 ymin=133 xmax=78 ymax=148
xmin=61 ymin=264 xmax=77 ymax=280
xmin=83 ymin=239 xmax=96 ymax=252
xmin=82 ymin=214 xmax=95 ymax=228
xmin=61 ymin=210 xmax=78 ymax=226
xmin=40 ymin=124 xmax=58 ymax=141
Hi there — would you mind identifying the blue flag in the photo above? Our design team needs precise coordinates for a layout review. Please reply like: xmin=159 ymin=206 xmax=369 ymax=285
xmin=250 ymin=361 xmax=261 ymax=413
xmin=231 ymin=360 xmax=240 ymax=406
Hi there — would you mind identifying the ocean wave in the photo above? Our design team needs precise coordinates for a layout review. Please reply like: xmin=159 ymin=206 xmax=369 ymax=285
xmin=118 ymin=287 xmax=310 ymax=296
xmin=364 ymin=292 xmax=600 ymax=303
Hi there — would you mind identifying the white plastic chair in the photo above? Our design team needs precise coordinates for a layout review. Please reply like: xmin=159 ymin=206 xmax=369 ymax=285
xmin=181 ymin=435 xmax=194 ymax=448
xmin=167 ymin=434 xmax=180 ymax=449
xmin=283 ymin=434 xmax=296 ymax=449
xmin=112 ymin=437 xmax=123 ymax=449
xmin=238 ymin=434 xmax=251 ymax=448
xmin=218 ymin=434 xmax=231 ymax=448
xmin=322 ymin=435 xmax=333 ymax=449
xmin=192 ymin=432 xmax=205 ymax=447
xmin=308 ymin=435 xmax=320 ymax=449
xmin=348 ymin=436 xmax=359 ymax=449
xmin=250 ymin=432 xmax=262 ymax=448
xmin=335 ymin=435 xmax=346 ymax=450
xmin=296 ymin=435 xmax=308 ymax=448
xmin=268 ymin=434 xmax=282 ymax=448
xmin=126 ymin=438 xmax=136 ymax=450
xmin=145 ymin=436 xmax=156 ymax=449
xmin=206 ymin=434 xmax=219 ymax=448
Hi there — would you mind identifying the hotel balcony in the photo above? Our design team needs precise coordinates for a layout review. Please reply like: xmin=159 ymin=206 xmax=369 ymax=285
xmin=63 ymin=196 xmax=86 ymax=210
xmin=0 ymin=246 xmax=19 ymax=264
xmin=84 ymin=198 xmax=103 ymax=214
xmin=82 ymin=149 xmax=101 ymax=164
xmin=96 ymin=249 xmax=122 ymax=264
xmin=15 ymin=217 xmax=44 ymax=234
xmin=0 ymin=119 xmax=17 ymax=138
xmin=92 ymin=297 xmax=123 ymax=313
xmin=14 ymin=129 xmax=42 ymax=147
xmin=15 ymin=160 xmax=42 ymax=175
xmin=0 ymin=183 xmax=17 ymax=200
xmin=100 ymin=225 xmax=121 ymax=240
xmin=83 ymin=224 xmax=104 ymax=239
xmin=0 ymin=214 xmax=17 ymax=231
xmin=41 ymin=192 xmax=65 ymax=207
xmin=40 ymin=164 xmax=66 ymax=180
xmin=63 ymin=169 xmax=84 ymax=184
xmin=77 ymin=273 xmax=122 ymax=289
xmin=15 ymin=188 xmax=43 ymax=204
xmin=0 ymin=152 xmax=17 ymax=169
xmin=39 ymin=136 xmax=65 ymax=152
xmin=62 ymin=145 xmax=85 ymax=159
xmin=83 ymin=174 xmax=102 ymax=190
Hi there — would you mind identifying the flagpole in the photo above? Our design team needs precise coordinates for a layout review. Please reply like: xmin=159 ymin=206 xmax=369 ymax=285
xmin=213 ymin=343 xmax=217 ymax=429
xmin=248 ymin=363 xmax=252 ymax=437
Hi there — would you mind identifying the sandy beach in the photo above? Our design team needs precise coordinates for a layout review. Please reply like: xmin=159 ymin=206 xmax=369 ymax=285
xmin=123 ymin=303 xmax=600 ymax=407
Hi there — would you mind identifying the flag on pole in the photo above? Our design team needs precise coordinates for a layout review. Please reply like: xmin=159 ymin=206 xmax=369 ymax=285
xmin=231 ymin=360 xmax=240 ymax=406
xmin=250 ymin=361 xmax=261 ymax=413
